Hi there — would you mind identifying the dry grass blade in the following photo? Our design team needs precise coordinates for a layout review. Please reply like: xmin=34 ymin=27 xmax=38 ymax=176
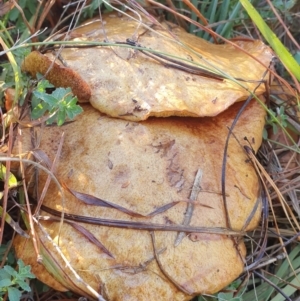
xmin=245 ymin=190 xmax=269 ymax=270
xmin=35 ymin=133 xmax=65 ymax=215
xmin=245 ymin=146 xmax=300 ymax=234
xmin=0 ymin=237 xmax=14 ymax=269
xmin=242 ymin=193 xmax=262 ymax=231
xmin=244 ymin=145 xmax=300 ymax=291
xmin=39 ymin=203 xmax=244 ymax=236
xmin=32 ymin=149 xmax=53 ymax=170
xmin=36 ymin=0 xmax=56 ymax=33
xmin=36 ymin=220 xmax=107 ymax=301
xmin=68 ymin=222 xmax=115 ymax=259
xmin=65 ymin=184 xmax=210 ymax=218
xmin=133 ymin=44 xmax=226 ymax=81
xmin=0 ymin=207 xmax=29 ymax=238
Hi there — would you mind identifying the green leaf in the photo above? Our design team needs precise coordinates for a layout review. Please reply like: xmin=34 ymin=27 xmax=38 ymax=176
xmin=46 ymin=112 xmax=58 ymax=125
xmin=31 ymin=95 xmax=41 ymax=109
xmin=14 ymin=279 xmax=31 ymax=292
xmin=239 ymin=0 xmax=300 ymax=81
xmin=57 ymin=110 xmax=66 ymax=126
xmin=0 ymin=269 xmax=10 ymax=280
xmin=51 ymin=87 xmax=71 ymax=101
xmin=27 ymin=0 xmax=39 ymax=16
xmin=16 ymin=259 xmax=25 ymax=271
xmin=0 ymin=164 xmax=18 ymax=189
xmin=32 ymin=91 xmax=58 ymax=107
xmin=66 ymin=105 xmax=83 ymax=119
xmin=66 ymin=96 xmax=78 ymax=107
xmin=3 ymin=266 xmax=17 ymax=278
xmin=35 ymin=76 xmax=54 ymax=92
xmin=7 ymin=287 xmax=21 ymax=301
xmin=31 ymin=85 xmax=82 ymax=126
xmin=8 ymin=8 xmax=20 ymax=22
xmin=272 ymin=123 xmax=278 ymax=135
xmin=19 ymin=0 xmax=27 ymax=8
xmin=18 ymin=262 xmax=35 ymax=279
xmin=31 ymin=102 xmax=49 ymax=119
xmin=0 ymin=279 xmax=12 ymax=288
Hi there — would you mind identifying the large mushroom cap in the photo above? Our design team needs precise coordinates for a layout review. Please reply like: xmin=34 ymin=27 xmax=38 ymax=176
xmin=14 ymin=97 xmax=265 ymax=300
xmin=22 ymin=12 xmax=273 ymax=121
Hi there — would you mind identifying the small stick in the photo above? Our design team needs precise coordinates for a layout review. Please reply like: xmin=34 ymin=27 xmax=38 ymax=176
xmin=174 ymin=169 xmax=203 ymax=247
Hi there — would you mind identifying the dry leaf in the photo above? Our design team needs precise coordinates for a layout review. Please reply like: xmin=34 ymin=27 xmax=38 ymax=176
xmin=14 ymin=97 xmax=265 ymax=300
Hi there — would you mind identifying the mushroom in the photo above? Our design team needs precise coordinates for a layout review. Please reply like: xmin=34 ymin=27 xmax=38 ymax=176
xmin=14 ymin=99 xmax=265 ymax=300
xmin=15 ymin=11 xmax=271 ymax=301
xmin=22 ymin=12 xmax=273 ymax=121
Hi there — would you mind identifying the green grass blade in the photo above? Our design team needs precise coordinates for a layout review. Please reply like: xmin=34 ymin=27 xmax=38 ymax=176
xmin=239 ymin=0 xmax=300 ymax=81
xmin=217 ymin=1 xmax=242 ymax=39
xmin=203 ymin=0 xmax=218 ymax=40
xmin=215 ymin=0 xmax=230 ymax=34
xmin=189 ymin=0 xmax=198 ymax=37
xmin=243 ymin=244 xmax=300 ymax=301
xmin=271 ymin=275 xmax=300 ymax=301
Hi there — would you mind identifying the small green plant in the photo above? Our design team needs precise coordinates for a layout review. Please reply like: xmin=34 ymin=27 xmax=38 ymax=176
xmin=31 ymin=75 xmax=83 ymax=126
xmin=0 ymin=259 xmax=35 ymax=301
xmin=263 ymin=105 xmax=288 ymax=139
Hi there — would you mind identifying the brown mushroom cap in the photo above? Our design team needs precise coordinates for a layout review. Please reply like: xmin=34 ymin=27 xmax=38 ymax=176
xmin=56 ymin=14 xmax=271 ymax=120
xmin=21 ymin=13 xmax=272 ymax=121
xmin=14 ymin=97 xmax=265 ymax=300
